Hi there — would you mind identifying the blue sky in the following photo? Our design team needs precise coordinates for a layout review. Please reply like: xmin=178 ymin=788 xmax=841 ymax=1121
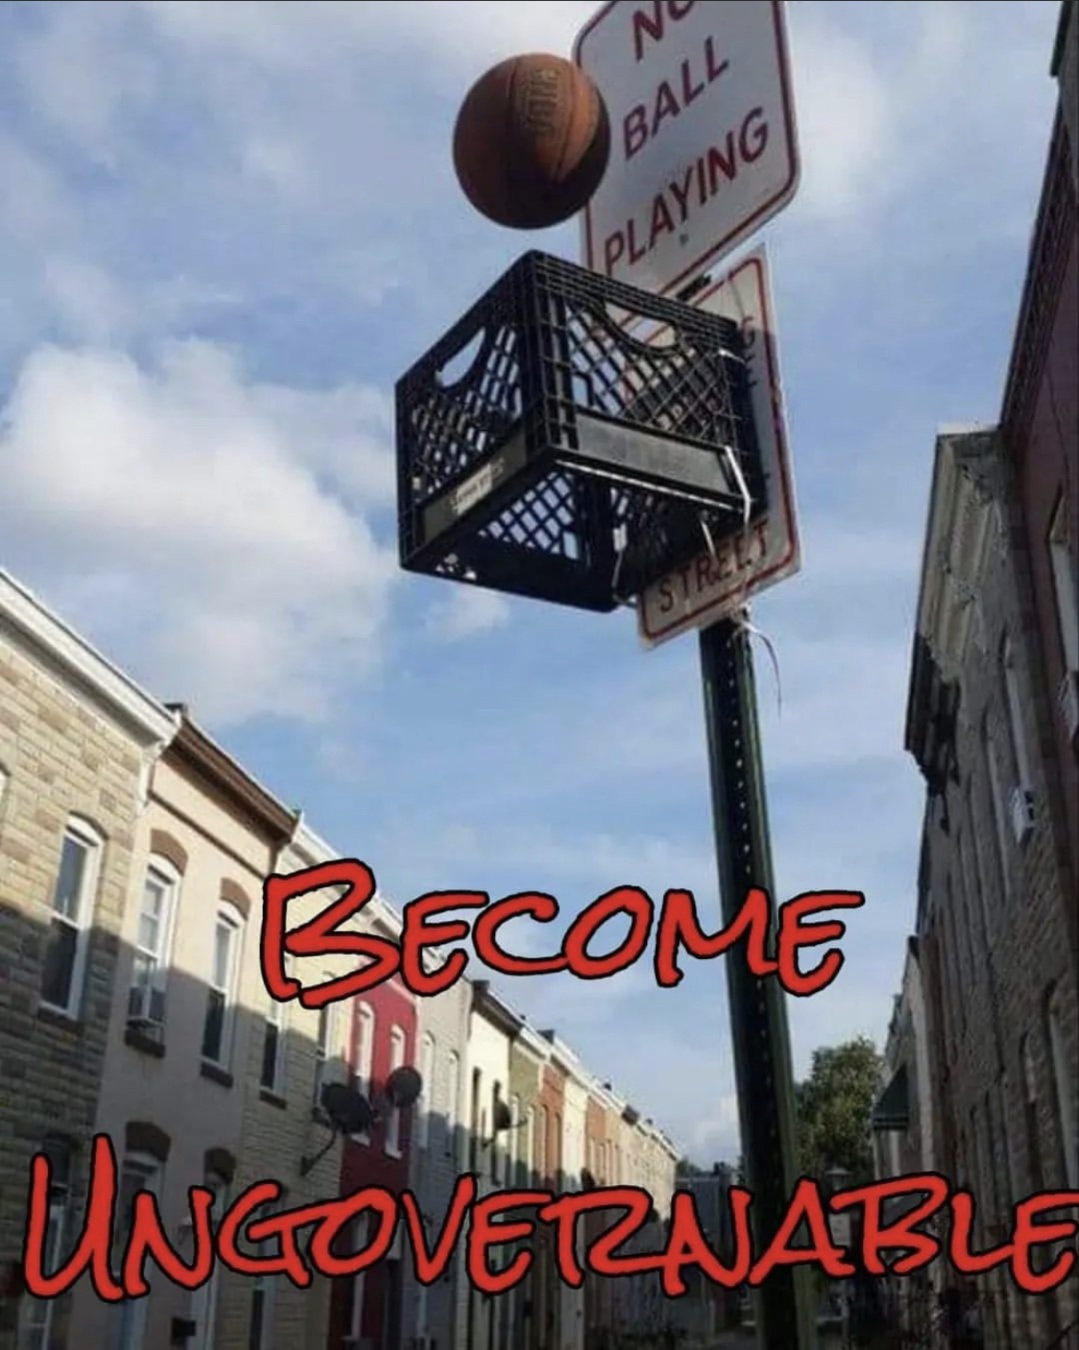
xmin=0 ymin=0 xmax=1061 ymax=1164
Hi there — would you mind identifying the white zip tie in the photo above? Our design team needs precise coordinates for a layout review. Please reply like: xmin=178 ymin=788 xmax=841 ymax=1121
xmin=733 ymin=604 xmax=783 ymax=718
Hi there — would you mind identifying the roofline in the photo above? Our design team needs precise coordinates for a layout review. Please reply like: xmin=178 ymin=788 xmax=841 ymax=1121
xmin=0 ymin=569 xmax=177 ymax=747
xmin=166 ymin=709 xmax=297 ymax=844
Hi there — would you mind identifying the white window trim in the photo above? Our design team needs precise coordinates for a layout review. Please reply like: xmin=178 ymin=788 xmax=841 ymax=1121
xmin=350 ymin=1002 xmax=375 ymax=1141
xmin=445 ymin=1049 xmax=461 ymax=1164
xmin=202 ymin=902 xmax=244 ymax=1070
xmin=41 ymin=816 xmax=103 ymax=1020
xmin=18 ymin=1175 xmax=68 ymax=1349
xmin=129 ymin=857 xmax=181 ymax=1028
xmin=313 ymin=989 xmax=338 ymax=1109
xmin=261 ymin=956 xmax=290 ymax=1095
xmin=349 ymin=1215 xmax=369 ymax=1341
xmin=190 ymin=1169 xmax=229 ymax=1350
xmin=418 ymin=1032 xmax=436 ymax=1151
xmin=384 ymin=1025 xmax=406 ymax=1158
xmin=116 ymin=1153 xmax=162 ymax=1350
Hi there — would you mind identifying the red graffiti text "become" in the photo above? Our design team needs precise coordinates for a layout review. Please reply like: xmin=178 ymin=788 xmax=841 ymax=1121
xmin=22 ymin=1137 xmax=1078 ymax=1302
xmin=258 ymin=860 xmax=866 ymax=1009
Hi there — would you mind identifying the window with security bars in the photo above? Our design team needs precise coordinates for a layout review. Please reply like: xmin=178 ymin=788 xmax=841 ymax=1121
xmin=202 ymin=905 xmax=243 ymax=1067
xmin=41 ymin=818 xmax=102 ymax=1017
xmin=129 ymin=860 xmax=178 ymax=1031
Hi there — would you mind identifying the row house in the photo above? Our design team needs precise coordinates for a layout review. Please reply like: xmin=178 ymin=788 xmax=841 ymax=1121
xmin=870 ymin=938 xmax=937 ymax=1344
xmin=899 ymin=14 xmax=1078 ymax=1347
xmin=905 ymin=426 xmax=1077 ymax=1350
xmin=0 ymin=569 xmax=176 ymax=1350
xmin=0 ymin=566 xmax=687 ymax=1350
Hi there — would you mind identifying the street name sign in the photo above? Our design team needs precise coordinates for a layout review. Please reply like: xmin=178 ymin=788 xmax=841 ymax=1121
xmin=637 ymin=244 xmax=801 ymax=646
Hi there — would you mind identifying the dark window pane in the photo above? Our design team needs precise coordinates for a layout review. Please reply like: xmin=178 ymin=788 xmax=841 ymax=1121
xmin=202 ymin=989 xmax=224 ymax=1062
xmin=248 ymin=1288 xmax=265 ymax=1350
xmin=41 ymin=920 xmax=75 ymax=1008
xmin=260 ymin=1023 xmax=279 ymax=1089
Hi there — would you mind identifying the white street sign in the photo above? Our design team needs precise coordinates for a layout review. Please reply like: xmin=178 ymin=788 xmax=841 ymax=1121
xmin=637 ymin=245 xmax=800 ymax=646
xmin=574 ymin=0 xmax=799 ymax=297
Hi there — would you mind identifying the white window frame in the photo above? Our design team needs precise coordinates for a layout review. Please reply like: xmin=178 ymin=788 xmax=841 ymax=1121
xmin=190 ymin=1168 xmax=229 ymax=1350
xmin=445 ymin=1049 xmax=461 ymax=1164
xmin=349 ymin=1002 xmax=375 ymax=1141
xmin=348 ymin=1215 xmax=369 ymax=1342
xmin=384 ymin=1025 xmax=406 ymax=1157
xmin=18 ymin=1147 xmax=70 ymax=1350
xmin=247 ymin=1191 xmax=284 ymax=1350
xmin=115 ymin=1153 xmax=162 ymax=1350
xmin=313 ymin=989 xmax=338 ymax=1109
xmin=509 ymin=1094 xmax=521 ymax=1185
xmin=260 ymin=956 xmax=290 ymax=1096
xmin=202 ymin=903 xmax=244 ymax=1069
xmin=1048 ymin=494 xmax=1078 ymax=672
xmin=41 ymin=816 xmax=103 ymax=1019
xmin=129 ymin=857 xmax=180 ymax=1029
xmin=418 ymin=1032 xmax=436 ymax=1151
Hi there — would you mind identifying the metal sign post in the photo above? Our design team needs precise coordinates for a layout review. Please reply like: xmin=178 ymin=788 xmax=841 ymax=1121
xmin=700 ymin=616 xmax=817 ymax=1350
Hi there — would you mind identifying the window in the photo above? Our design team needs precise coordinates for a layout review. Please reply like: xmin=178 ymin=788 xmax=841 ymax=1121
xmin=1045 ymin=984 xmax=1078 ymax=1189
xmin=418 ymin=1032 xmax=436 ymax=1151
xmin=983 ymin=717 xmax=1010 ymax=886
xmin=349 ymin=1003 xmax=375 ymax=1140
xmin=491 ymin=1082 xmax=503 ymax=1181
xmin=201 ymin=905 xmax=243 ymax=1067
xmin=129 ymin=859 xmax=179 ymax=1030
xmin=537 ymin=1105 xmax=548 ymax=1181
xmin=348 ymin=1215 xmax=369 ymax=1342
xmin=41 ymin=818 xmax=102 ymax=1017
xmin=446 ymin=1050 xmax=460 ymax=1163
xmin=260 ymin=993 xmax=286 ymax=1095
xmin=1048 ymin=494 xmax=1078 ymax=672
xmin=1000 ymin=633 xmax=1031 ymax=786
xmin=509 ymin=1094 xmax=521 ymax=1185
xmin=248 ymin=1192 xmax=285 ymax=1350
xmin=18 ymin=1137 xmax=72 ymax=1350
xmin=190 ymin=1167 xmax=229 ymax=1350
xmin=313 ymin=993 xmax=337 ymax=1109
xmin=114 ymin=1153 xmax=162 ymax=1350
xmin=385 ymin=1025 xmax=406 ymax=1156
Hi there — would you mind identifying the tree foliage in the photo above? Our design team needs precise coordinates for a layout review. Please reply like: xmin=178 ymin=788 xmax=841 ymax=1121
xmin=795 ymin=1036 xmax=883 ymax=1184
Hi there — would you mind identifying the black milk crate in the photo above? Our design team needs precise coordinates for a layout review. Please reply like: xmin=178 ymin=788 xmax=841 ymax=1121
xmin=396 ymin=250 xmax=764 ymax=613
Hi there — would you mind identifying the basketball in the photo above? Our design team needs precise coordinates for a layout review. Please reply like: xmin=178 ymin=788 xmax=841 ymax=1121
xmin=453 ymin=53 xmax=611 ymax=231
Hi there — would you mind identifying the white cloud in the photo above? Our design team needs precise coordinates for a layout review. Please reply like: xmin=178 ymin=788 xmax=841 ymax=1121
xmin=425 ymin=587 xmax=511 ymax=643
xmin=0 ymin=341 xmax=398 ymax=724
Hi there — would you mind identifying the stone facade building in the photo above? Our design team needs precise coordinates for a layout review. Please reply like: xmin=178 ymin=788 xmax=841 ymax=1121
xmin=0 ymin=571 xmax=176 ymax=1350
xmin=906 ymin=427 xmax=1078 ymax=1349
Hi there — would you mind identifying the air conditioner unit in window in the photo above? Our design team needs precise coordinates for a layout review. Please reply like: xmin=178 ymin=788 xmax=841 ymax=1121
xmin=1058 ymin=670 xmax=1079 ymax=745
xmin=127 ymin=983 xmax=166 ymax=1034
xmin=1009 ymin=785 xmax=1035 ymax=845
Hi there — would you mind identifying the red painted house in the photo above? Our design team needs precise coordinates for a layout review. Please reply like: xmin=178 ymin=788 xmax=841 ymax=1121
xmin=329 ymin=905 xmax=417 ymax=1350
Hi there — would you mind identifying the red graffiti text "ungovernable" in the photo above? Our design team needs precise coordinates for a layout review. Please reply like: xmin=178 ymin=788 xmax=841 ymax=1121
xmin=22 ymin=1137 xmax=1078 ymax=1302
xmin=259 ymin=858 xmax=865 ymax=1009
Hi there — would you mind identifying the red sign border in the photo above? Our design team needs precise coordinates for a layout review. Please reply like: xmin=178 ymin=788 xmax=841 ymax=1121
xmin=638 ymin=250 xmax=799 ymax=644
xmin=573 ymin=0 xmax=800 ymax=301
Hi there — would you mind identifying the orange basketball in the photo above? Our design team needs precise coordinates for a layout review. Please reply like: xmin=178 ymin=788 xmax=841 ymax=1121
xmin=453 ymin=53 xmax=611 ymax=231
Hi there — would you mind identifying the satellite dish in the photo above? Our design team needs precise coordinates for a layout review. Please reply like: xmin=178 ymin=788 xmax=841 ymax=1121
xmin=492 ymin=1100 xmax=513 ymax=1132
xmin=384 ymin=1065 xmax=423 ymax=1110
xmin=321 ymin=1083 xmax=374 ymax=1136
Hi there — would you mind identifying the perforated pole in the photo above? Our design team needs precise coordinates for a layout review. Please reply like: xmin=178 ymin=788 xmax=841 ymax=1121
xmin=699 ymin=617 xmax=817 ymax=1350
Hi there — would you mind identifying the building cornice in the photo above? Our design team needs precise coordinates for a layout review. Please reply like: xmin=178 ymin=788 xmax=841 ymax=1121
xmin=165 ymin=709 xmax=297 ymax=844
xmin=0 ymin=570 xmax=178 ymax=747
